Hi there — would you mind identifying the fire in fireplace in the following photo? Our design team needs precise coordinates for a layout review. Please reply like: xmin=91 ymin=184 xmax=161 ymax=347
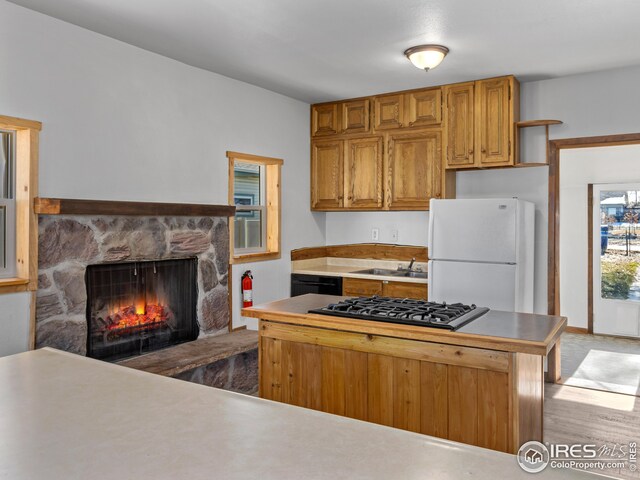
xmin=86 ymin=258 xmax=199 ymax=362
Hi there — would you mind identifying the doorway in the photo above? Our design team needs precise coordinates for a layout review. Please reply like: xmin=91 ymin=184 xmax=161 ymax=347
xmin=555 ymin=140 xmax=640 ymax=396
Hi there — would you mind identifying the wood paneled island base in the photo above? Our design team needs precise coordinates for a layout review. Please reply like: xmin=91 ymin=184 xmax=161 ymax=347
xmin=243 ymin=294 xmax=566 ymax=454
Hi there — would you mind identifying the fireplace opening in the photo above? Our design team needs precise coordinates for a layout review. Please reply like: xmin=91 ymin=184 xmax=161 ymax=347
xmin=86 ymin=258 xmax=199 ymax=362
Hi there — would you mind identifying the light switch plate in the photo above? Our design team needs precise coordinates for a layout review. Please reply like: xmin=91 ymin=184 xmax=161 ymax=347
xmin=391 ymin=229 xmax=399 ymax=242
xmin=371 ymin=228 xmax=379 ymax=241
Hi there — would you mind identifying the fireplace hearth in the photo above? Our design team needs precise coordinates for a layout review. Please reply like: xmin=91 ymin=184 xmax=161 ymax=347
xmin=86 ymin=258 xmax=199 ymax=362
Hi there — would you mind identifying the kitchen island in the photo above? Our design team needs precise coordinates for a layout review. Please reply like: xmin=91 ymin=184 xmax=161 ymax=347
xmin=1 ymin=347 xmax=593 ymax=479
xmin=243 ymin=294 xmax=567 ymax=454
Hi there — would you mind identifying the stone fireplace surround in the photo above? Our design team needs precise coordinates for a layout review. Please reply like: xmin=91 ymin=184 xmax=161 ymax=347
xmin=36 ymin=216 xmax=230 ymax=355
xmin=35 ymin=199 xmax=234 ymax=355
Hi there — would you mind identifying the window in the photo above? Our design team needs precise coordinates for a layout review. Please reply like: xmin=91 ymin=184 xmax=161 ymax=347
xmin=0 ymin=115 xmax=41 ymax=293
xmin=0 ymin=129 xmax=16 ymax=278
xmin=227 ymin=151 xmax=282 ymax=263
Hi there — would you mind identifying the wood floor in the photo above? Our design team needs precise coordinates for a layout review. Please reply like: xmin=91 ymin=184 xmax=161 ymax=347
xmin=545 ymin=383 xmax=640 ymax=479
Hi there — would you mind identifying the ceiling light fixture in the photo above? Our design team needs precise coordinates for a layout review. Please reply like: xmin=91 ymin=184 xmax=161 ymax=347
xmin=404 ymin=45 xmax=449 ymax=72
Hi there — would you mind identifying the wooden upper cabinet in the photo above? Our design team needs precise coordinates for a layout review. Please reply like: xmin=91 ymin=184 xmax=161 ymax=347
xmin=373 ymin=94 xmax=404 ymax=130
xmin=341 ymin=100 xmax=370 ymax=135
xmin=443 ymin=83 xmax=475 ymax=168
xmin=475 ymin=77 xmax=516 ymax=167
xmin=406 ymin=88 xmax=442 ymax=128
xmin=311 ymin=140 xmax=344 ymax=210
xmin=345 ymin=136 xmax=383 ymax=209
xmin=387 ymin=131 xmax=442 ymax=210
xmin=444 ymin=76 xmax=519 ymax=169
xmin=312 ymin=104 xmax=340 ymax=137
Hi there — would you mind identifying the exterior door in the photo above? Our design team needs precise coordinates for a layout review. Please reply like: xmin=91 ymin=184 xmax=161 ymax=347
xmin=593 ymin=183 xmax=640 ymax=337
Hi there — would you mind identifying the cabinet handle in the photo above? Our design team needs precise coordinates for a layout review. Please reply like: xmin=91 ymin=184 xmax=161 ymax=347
xmin=348 ymin=196 xmax=353 ymax=200
xmin=468 ymin=149 xmax=474 ymax=155
xmin=481 ymin=148 xmax=486 ymax=153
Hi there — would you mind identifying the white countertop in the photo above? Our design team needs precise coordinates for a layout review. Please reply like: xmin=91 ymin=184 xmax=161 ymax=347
xmin=0 ymin=348 xmax=597 ymax=480
xmin=292 ymin=257 xmax=428 ymax=284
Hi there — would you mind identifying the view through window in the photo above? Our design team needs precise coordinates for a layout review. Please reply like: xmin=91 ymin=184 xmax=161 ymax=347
xmin=0 ymin=129 xmax=15 ymax=277
xmin=233 ymin=162 xmax=266 ymax=252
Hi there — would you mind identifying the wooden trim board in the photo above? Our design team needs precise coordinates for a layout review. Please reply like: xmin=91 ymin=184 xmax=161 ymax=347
xmin=35 ymin=198 xmax=235 ymax=217
xmin=292 ymin=243 xmax=428 ymax=262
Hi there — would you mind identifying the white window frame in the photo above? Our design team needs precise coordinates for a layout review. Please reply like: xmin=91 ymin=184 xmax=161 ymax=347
xmin=233 ymin=163 xmax=267 ymax=254
xmin=0 ymin=129 xmax=16 ymax=279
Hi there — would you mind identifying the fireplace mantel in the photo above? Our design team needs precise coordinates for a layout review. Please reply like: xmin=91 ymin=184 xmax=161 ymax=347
xmin=34 ymin=198 xmax=236 ymax=217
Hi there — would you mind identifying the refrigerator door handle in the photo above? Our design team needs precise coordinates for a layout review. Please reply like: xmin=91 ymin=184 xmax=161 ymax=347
xmin=428 ymin=201 xmax=436 ymax=251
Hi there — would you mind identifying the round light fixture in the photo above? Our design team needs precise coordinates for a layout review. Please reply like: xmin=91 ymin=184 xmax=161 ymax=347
xmin=404 ymin=45 xmax=449 ymax=72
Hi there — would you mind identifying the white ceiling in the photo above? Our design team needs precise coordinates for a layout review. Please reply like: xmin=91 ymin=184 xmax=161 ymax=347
xmin=8 ymin=0 xmax=640 ymax=103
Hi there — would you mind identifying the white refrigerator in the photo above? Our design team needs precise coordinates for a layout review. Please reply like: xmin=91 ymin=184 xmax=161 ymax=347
xmin=427 ymin=198 xmax=535 ymax=313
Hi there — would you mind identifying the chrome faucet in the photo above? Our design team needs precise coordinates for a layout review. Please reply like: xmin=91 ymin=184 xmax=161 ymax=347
xmin=408 ymin=257 xmax=416 ymax=271
xmin=398 ymin=258 xmax=417 ymax=272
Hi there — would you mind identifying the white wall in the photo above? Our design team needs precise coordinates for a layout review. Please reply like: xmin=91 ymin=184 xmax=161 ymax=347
xmin=325 ymin=65 xmax=640 ymax=317
xmin=0 ymin=1 xmax=324 ymax=356
xmin=325 ymin=211 xmax=428 ymax=246
xmin=559 ymin=145 xmax=640 ymax=329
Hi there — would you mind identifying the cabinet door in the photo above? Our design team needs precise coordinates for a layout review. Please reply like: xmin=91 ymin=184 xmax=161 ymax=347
xmin=387 ymin=131 xmax=442 ymax=210
xmin=345 ymin=136 xmax=383 ymax=209
xmin=373 ymin=94 xmax=404 ymax=130
xmin=311 ymin=104 xmax=339 ymax=137
xmin=406 ymin=88 xmax=442 ymax=128
xmin=443 ymin=83 xmax=475 ymax=168
xmin=311 ymin=140 xmax=344 ymax=210
xmin=342 ymin=277 xmax=383 ymax=296
xmin=475 ymin=77 xmax=512 ymax=167
xmin=383 ymin=281 xmax=428 ymax=300
xmin=342 ymin=100 xmax=370 ymax=135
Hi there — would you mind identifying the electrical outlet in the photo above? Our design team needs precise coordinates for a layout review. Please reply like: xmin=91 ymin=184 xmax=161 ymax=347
xmin=391 ymin=229 xmax=399 ymax=242
xmin=371 ymin=228 xmax=379 ymax=241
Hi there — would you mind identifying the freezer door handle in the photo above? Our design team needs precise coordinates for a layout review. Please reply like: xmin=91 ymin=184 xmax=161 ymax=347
xmin=428 ymin=200 xmax=436 ymax=251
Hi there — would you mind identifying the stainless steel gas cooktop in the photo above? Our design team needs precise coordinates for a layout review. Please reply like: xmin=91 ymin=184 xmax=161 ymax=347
xmin=308 ymin=296 xmax=489 ymax=330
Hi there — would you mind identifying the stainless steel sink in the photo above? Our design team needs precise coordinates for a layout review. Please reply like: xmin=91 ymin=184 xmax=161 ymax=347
xmin=395 ymin=271 xmax=428 ymax=279
xmin=352 ymin=268 xmax=427 ymax=279
xmin=352 ymin=268 xmax=398 ymax=276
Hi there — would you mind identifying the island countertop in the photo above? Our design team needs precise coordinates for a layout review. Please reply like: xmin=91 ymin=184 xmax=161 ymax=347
xmin=0 ymin=348 xmax=595 ymax=480
xmin=242 ymin=294 xmax=566 ymax=355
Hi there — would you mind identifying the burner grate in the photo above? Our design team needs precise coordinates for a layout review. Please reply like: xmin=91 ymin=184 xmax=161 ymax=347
xmin=309 ymin=296 xmax=489 ymax=330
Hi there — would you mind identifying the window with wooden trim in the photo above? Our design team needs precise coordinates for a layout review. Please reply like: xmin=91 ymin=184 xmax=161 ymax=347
xmin=227 ymin=151 xmax=282 ymax=264
xmin=0 ymin=115 xmax=41 ymax=293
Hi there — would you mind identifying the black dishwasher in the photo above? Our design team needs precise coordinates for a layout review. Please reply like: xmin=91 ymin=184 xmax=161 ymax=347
xmin=290 ymin=274 xmax=343 ymax=297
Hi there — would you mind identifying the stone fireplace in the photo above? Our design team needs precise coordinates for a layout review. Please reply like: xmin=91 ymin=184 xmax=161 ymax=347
xmin=36 ymin=207 xmax=232 ymax=357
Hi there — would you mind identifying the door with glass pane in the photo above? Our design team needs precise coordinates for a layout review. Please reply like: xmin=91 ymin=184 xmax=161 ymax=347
xmin=593 ymin=183 xmax=640 ymax=337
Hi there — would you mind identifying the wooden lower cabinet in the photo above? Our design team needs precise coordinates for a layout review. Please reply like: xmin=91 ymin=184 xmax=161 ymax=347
xmin=259 ymin=321 xmax=542 ymax=454
xmin=343 ymin=277 xmax=427 ymax=300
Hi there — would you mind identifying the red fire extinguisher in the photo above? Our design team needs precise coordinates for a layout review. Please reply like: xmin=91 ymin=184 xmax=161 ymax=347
xmin=241 ymin=270 xmax=253 ymax=308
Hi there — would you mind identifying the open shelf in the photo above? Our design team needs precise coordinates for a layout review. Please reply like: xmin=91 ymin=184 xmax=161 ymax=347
xmin=516 ymin=119 xmax=563 ymax=128
xmin=515 ymin=119 xmax=563 ymax=166
xmin=513 ymin=162 xmax=549 ymax=168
